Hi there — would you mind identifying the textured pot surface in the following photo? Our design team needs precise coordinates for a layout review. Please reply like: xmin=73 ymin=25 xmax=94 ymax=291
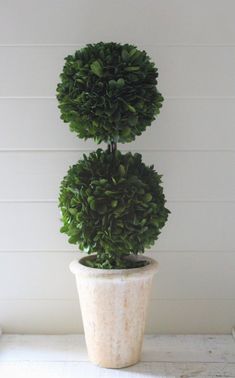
xmin=70 ymin=256 xmax=158 ymax=368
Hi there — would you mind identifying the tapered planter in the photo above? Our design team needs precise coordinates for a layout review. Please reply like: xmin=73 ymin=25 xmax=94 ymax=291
xmin=70 ymin=255 xmax=158 ymax=368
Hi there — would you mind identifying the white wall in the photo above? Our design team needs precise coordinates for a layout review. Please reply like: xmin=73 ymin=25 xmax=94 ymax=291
xmin=0 ymin=0 xmax=235 ymax=334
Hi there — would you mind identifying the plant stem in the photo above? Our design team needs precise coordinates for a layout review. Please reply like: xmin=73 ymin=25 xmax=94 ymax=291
xmin=107 ymin=141 xmax=117 ymax=153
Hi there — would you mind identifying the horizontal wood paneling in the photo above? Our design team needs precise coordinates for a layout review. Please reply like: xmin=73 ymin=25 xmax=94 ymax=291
xmin=1 ymin=0 xmax=235 ymax=334
xmin=0 ymin=0 xmax=235 ymax=45
xmin=0 ymin=99 xmax=85 ymax=150
xmin=0 ymin=299 xmax=234 ymax=334
xmin=0 ymin=151 xmax=234 ymax=201
xmin=0 ymin=252 xmax=234 ymax=300
xmin=1 ymin=98 xmax=235 ymax=151
xmin=1 ymin=46 xmax=235 ymax=97
xmin=0 ymin=202 xmax=234 ymax=251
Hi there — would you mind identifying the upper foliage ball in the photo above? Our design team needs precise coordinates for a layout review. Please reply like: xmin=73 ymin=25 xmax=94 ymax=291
xmin=59 ymin=149 xmax=170 ymax=268
xmin=56 ymin=42 xmax=163 ymax=144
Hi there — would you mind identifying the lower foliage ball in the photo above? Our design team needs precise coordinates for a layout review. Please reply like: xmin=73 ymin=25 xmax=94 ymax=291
xmin=59 ymin=149 xmax=170 ymax=268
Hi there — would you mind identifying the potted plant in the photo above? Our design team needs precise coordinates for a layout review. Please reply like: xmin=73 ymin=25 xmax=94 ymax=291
xmin=57 ymin=42 xmax=170 ymax=368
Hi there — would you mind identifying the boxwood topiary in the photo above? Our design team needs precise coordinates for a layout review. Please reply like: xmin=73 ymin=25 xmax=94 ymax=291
xmin=57 ymin=41 xmax=169 ymax=269
xmin=59 ymin=149 xmax=169 ymax=269
xmin=56 ymin=42 xmax=163 ymax=144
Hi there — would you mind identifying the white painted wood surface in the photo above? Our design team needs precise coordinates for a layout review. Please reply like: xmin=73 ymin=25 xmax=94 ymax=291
xmin=1 ymin=299 xmax=235 ymax=334
xmin=1 ymin=99 xmax=235 ymax=151
xmin=1 ymin=46 xmax=235 ymax=97
xmin=1 ymin=151 xmax=235 ymax=201
xmin=1 ymin=0 xmax=235 ymax=45
xmin=0 ymin=251 xmax=235 ymax=300
xmin=0 ymin=0 xmax=235 ymax=334
xmin=0 ymin=334 xmax=234 ymax=377
xmin=0 ymin=202 xmax=235 ymax=251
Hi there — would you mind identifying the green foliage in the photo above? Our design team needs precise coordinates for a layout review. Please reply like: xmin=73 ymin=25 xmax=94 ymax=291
xmin=56 ymin=42 xmax=163 ymax=144
xmin=57 ymin=41 xmax=169 ymax=269
xmin=59 ymin=149 xmax=170 ymax=269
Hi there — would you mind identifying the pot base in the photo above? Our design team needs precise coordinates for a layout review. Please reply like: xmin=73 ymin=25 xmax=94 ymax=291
xmin=90 ymin=356 xmax=140 ymax=369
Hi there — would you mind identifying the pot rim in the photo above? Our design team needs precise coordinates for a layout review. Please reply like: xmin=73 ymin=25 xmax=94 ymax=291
xmin=70 ymin=255 xmax=158 ymax=278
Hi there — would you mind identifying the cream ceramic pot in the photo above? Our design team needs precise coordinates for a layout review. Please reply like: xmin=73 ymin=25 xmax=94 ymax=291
xmin=70 ymin=255 xmax=158 ymax=368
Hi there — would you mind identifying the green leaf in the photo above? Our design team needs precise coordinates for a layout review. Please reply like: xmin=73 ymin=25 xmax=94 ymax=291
xmin=60 ymin=226 xmax=67 ymax=233
xmin=68 ymin=235 xmax=78 ymax=244
xmin=129 ymin=48 xmax=137 ymax=57
xmin=124 ymin=66 xmax=140 ymax=72
xmin=114 ymin=205 xmax=126 ymax=214
xmin=99 ymin=179 xmax=108 ymax=185
xmin=89 ymin=200 xmax=96 ymax=210
xmin=120 ymin=127 xmax=131 ymax=138
xmin=105 ymin=190 xmax=117 ymax=196
xmin=152 ymin=219 xmax=159 ymax=226
xmin=121 ymin=49 xmax=129 ymax=62
xmin=90 ymin=60 xmax=103 ymax=77
xmin=87 ymin=196 xmax=95 ymax=204
xmin=127 ymin=104 xmax=136 ymax=113
xmin=108 ymin=79 xmax=117 ymax=88
xmin=144 ymin=193 xmax=152 ymax=202
xmin=118 ymin=164 xmax=126 ymax=177
xmin=116 ymin=78 xmax=125 ymax=88
xmin=69 ymin=208 xmax=77 ymax=215
xmin=111 ymin=200 xmax=118 ymax=208
xmin=128 ymin=115 xmax=138 ymax=126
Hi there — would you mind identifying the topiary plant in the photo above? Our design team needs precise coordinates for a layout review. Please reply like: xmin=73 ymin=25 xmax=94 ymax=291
xmin=57 ymin=42 xmax=169 ymax=269
xmin=57 ymin=42 xmax=163 ymax=144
